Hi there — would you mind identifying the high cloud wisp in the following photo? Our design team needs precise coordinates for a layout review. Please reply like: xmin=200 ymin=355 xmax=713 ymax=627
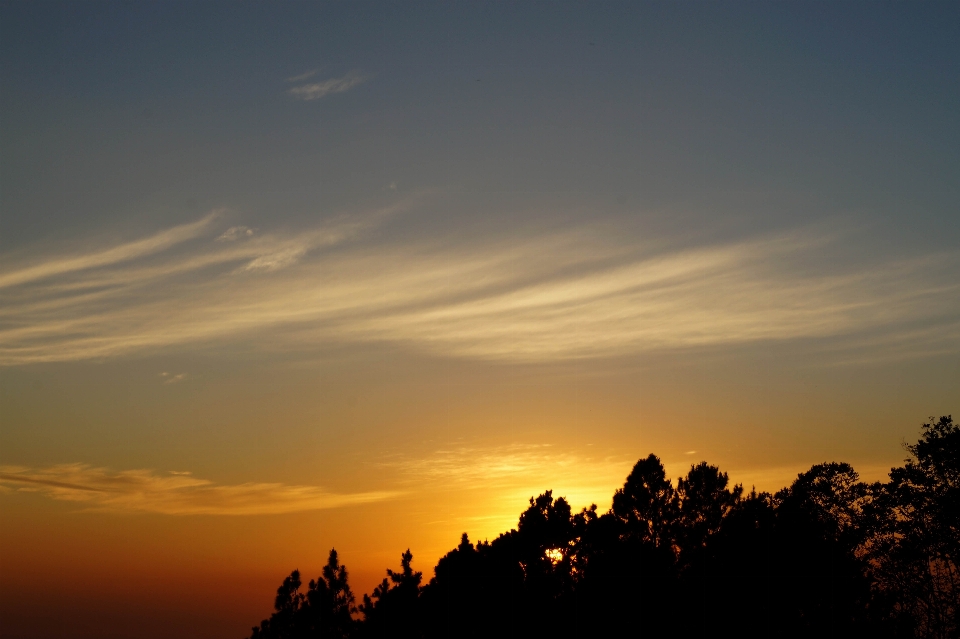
xmin=0 ymin=464 xmax=397 ymax=515
xmin=288 ymin=71 xmax=366 ymax=101
xmin=1 ymin=210 xmax=957 ymax=365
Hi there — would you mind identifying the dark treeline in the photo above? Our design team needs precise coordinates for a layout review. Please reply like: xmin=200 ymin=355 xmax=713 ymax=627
xmin=248 ymin=416 xmax=958 ymax=638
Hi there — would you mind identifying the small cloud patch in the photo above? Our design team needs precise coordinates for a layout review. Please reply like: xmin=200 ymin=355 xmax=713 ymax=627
xmin=242 ymin=247 xmax=307 ymax=272
xmin=286 ymin=69 xmax=319 ymax=83
xmin=216 ymin=226 xmax=255 ymax=242
xmin=289 ymin=71 xmax=366 ymax=101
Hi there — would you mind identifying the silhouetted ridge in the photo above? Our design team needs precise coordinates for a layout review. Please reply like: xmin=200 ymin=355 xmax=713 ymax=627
xmin=248 ymin=415 xmax=958 ymax=638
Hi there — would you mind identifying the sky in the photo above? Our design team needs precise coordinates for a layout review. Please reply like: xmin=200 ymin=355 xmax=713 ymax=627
xmin=1 ymin=2 xmax=958 ymax=637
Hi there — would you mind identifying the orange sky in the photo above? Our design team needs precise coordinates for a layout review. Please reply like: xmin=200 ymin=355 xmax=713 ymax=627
xmin=2 ymin=343 xmax=952 ymax=636
xmin=2 ymin=3 xmax=959 ymax=637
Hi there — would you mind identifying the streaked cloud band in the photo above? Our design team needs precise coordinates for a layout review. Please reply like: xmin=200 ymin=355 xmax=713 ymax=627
xmin=0 ymin=464 xmax=396 ymax=515
xmin=0 ymin=212 xmax=219 ymax=289
xmin=1 ymin=209 xmax=957 ymax=365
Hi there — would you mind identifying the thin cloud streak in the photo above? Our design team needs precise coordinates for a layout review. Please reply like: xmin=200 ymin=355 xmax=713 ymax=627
xmin=0 ymin=212 xmax=220 ymax=289
xmin=288 ymin=71 xmax=366 ymax=101
xmin=159 ymin=372 xmax=186 ymax=384
xmin=0 ymin=464 xmax=397 ymax=515
xmin=1 ymin=210 xmax=957 ymax=365
xmin=285 ymin=69 xmax=319 ymax=83
xmin=216 ymin=226 xmax=255 ymax=242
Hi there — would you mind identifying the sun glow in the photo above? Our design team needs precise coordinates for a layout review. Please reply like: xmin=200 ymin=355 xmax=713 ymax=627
xmin=545 ymin=548 xmax=564 ymax=564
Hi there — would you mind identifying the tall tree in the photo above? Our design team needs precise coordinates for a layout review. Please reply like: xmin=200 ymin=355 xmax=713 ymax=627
xmin=302 ymin=549 xmax=357 ymax=639
xmin=675 ymin=461 xmax=743 ymax=571
xmin=866 ymin=416 xmax=959 ymax=638
xmin=249 ymin=570 xmax=305 ymax=639
xmin=248 ymin=549 xmax=357 ymax=639
xmin=612 ymin=454 xmax=678 ymax=549
xmin=773 ymin=463 xmax=875 ymax=636
xmin=357 ymin=550 xmax=422 ymax=638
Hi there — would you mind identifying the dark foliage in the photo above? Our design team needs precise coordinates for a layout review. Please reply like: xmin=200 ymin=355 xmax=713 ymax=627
xmin=864 ymin=416 xmax=959 ymax=638
xmin=356 ymin=549 xmax=422 ymax=638
xmin=249 ymin=549 xmax=356 ymax=639
xmin=249 ymin=416 xmax=958 ymax=639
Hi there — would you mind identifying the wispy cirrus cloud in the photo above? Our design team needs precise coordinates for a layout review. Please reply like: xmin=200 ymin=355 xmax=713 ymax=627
xmin=0 ymin=464 xmax=397 ymax=515
xmin=0 ymin=202 xmax=402 ymax=363
xmin=216 ymin=226 xmax=255 ymax=242
xmin=286 ymin=69 xmax=319 ymax=83
xmin=288 ymin=70 xmax=366 ymax=101
xmin=387 ymin=443 xmax=635 ymax=510
xmin=241 ymin=245 xmax=309 ymax=272
xmin=0 ymin=212 xmax=220 ymax=289
xmin=0 ymin=203 xmax=957 ymax=365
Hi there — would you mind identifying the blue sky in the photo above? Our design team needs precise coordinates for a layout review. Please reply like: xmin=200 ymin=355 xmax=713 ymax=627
xmin=3 ymin=1 xmax=958 ymax=246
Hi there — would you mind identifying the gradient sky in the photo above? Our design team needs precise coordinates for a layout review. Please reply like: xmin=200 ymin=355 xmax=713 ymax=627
xmin=1 ymin=2 xmax=958 ymax=637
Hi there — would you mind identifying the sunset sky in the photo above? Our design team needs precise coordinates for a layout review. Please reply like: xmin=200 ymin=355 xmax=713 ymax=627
xmin=1 ymin=2 xmax=958 ymax=637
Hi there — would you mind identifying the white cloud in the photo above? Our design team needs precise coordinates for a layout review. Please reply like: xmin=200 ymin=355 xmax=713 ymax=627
xmin=288 ymin=71 xmax=366 ymax=101
xmin=0 ymin=464 xmax=397 ymax=515
xmin=159 ymin=372 xmax=187 ymax=384
xmin=216 ymin=226 xmax=255 ymax=242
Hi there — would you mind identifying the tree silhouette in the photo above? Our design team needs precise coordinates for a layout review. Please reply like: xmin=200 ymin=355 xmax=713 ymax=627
xmin=247 ymin=415 xmax=956 ymax=639
xmin=611 ymin=453 xmax=678 ymax=548
xmin=770 ymin=463 xmax=875 ymax=636
xmin=302 ymin=549 xmax=356 ymax=639
xmin=248 ymin=549 xmax=357 ymax=639
xmin=356 ymin=550 xmax=422 ymax=638
xmin=249 ymin=570 xmax=303 ymax=639
xmin=675 ymin=461 xmax=743 ymax=571
xmin=866 ymin=416 xmax=959 ymax=638
xmin=671 ymin=462 xmax=744 ymax=635
xmin=421 ymin=532 xmax=526 ymax=638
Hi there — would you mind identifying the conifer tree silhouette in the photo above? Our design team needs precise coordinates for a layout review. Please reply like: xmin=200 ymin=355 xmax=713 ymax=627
xmin=247 ymin=415 xmax=956 ymax=639
xmin=866 ymin=416 xmax=959 ymax=637
xmin=356 ymin=550 xmax=422 ymax=638
xmin=248 ymin=549 xmax=357 ymax=639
